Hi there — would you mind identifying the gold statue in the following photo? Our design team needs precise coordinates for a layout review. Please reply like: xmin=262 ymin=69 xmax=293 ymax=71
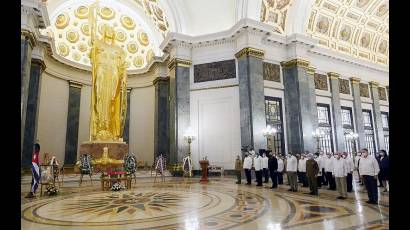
xmin=93 ymin=147 xmax=124 ymax=167
xmin=88 ymin=1 xmax=127 ymax=142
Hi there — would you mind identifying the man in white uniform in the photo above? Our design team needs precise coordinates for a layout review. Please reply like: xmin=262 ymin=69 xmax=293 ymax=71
xmin=277 ymin=154 xmax=284 ymax=185
xmin=254 ymin=153 xmax=263 ymax=186
xmin=343 ymin=152 xmax=354 ymax=192
xmin=325 ymin=153 xmax=336 ymax=190
xmin=359 ymin=149 xmax=380 ymax=204
xmin=333 ymin=152 xmax=348 ymax=199
xmin=243 ymin=154 xmax=252 ymax=185
xmin=286 ymin=153 xmax=298 ymax=192
xmin=262 ymin=152 xmax=269 ymax=183
xmin=298 ymin=154 xmax=308 ymax=187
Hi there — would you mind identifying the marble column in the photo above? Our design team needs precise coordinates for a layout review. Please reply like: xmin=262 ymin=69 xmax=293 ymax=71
xmin=168 ymin=59 xmax=191 ymax=164
xmin=21 ymin=31 xmax=35 ymax=156
xmin=123 ymin=88 xmax=131 ymax=144
xmin=386 ymin=86 xmax=389 ymax=102
xmin=21 ymin=58 xmax=45 ymax=167
xmin=328 ymin=72 xmax=345 ymax=151
xmin=369 ymin=81 xmax=385 ymax=151
xmin=64 ymin=81 xmax=82 ymax=165
xmin=235 ymin=48 xmax=267 ymax=151
xmin=350 ymin=77 xmax=366 ymax=149
xmin=154 ymin=77 xmax=170 ymax=157
xmin=280 ymin=59 xmax=317 ymax=153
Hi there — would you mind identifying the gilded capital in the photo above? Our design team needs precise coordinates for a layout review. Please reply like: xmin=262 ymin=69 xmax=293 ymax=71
xmin=306 ymin=66 xmax=316 ymax=76
xmin=280 ymin=59 xmax=310 ymax=69
xmin=21 ymin=29 xmax=37 ymax=48
xmin=127 ymin=88 xmax=132 ymax=93
xmin=327 ymin=72 xmax=340 ymax=79
xmin=235 ymin=47 xmax=265 ymax=59
xmin=350 ymin=77 xmax=361 ymax=84
xmin=168 ymin=58 xmax=192 ymax=70
xmin=369 ymin=81 xmax=379 ymax=88
xmin=31 ymin=58 xmax=46 ymax=71
xmin=153 ymin=76 xmax=170 ymax=85
xmin=68 ymin=80 xmax=83 ymax=89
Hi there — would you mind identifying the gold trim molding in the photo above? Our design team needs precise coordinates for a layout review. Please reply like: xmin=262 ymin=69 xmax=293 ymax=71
xmin=235 ymin=47 xmax=265 ymax=59
xmin=369 ymin=81 xmax=379 ymax=88
xmin=190 ymin=84 xmax=239 ymax=92
xmin=350 ymin=77 xmax=361 ymax=84
xmin=168 ymin=58 xmax=192 ymax=70
xmin=280 ymin=59 xmax=310 ymax=69
xmin=327 ymin=72 xmax=340 ymax=79
xmin=31 ymin=58 xmax=46 ymax=71
xmin=306 ymin=66 xmax=316 ymax=76
xmin=68 ymin=80 xmax=83 ymax=89
xmin=153 ymin=76 xmax=170 ymax=85
xmin=21 ymin=29 xmax=37 ymax=48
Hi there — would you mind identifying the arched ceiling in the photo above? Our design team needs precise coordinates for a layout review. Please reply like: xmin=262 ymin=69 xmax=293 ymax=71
xmin=44 ymin=0 xmax=171 ymax=71
xmin=306 ymin=0 xmax=389 ymax=66
xmin=260 ymin=0 xmax=389 ymax=66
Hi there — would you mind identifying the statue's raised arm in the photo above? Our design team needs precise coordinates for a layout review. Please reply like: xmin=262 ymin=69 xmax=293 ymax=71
xmin=88 ymin=1 xmax=99 ymax=48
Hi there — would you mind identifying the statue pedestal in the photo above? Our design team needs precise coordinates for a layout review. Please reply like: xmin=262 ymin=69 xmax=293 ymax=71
xmin=199 ymin=160 xmax=209 ymax=183
xmin=80 ymin=141 xmax=128 ymax=171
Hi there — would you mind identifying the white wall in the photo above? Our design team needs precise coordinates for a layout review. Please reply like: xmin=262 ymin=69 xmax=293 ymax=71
xmin=36 ymin=72 xmax=69 ymax=164
xmin=129 ymin=86 xmax=155 ymax=165
xmin=190 ymin=86 xmax=241 ymax=170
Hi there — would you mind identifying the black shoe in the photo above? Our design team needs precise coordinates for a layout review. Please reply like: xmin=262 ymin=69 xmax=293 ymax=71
xmin=236 ymin=182 xmax=241 ymax=184
xmin=25 ymin=192 xmax=34 ymax=198
xmin=246 ymin=183 xmax=251 ymax=185
xmin=287 ymin=189 xmax=293 ymax=191
xmin=271 ymin=186 xmax=277 ymax=189
xmin=337 ymin=196 xmax=344 ymax=199
xmin=256 ymin=184 xmax=262 ymax=187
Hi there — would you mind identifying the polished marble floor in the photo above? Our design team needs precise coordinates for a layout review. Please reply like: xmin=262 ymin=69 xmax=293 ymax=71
xmin=21 ymin=173 xmax=389 ymax=230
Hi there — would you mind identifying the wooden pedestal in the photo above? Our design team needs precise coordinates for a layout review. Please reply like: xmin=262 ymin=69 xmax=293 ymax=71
xmin=199 ymin=160 xmax=209 ymax=183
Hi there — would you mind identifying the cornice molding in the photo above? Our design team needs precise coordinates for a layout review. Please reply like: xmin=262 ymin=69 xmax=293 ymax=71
xmin=168 ymin=58 xmax=192 ymax=70
xmin=280 ymin=58 xmax=310 ymax=69
xmin=235 ymin=47 xmax=265 ymax=59
xmin=21 ymin=29 xmax=37 ymax=48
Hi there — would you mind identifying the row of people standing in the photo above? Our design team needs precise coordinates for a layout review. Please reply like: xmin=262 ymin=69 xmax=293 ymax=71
xmin=237 ymin=147 xmax=384 ymax=205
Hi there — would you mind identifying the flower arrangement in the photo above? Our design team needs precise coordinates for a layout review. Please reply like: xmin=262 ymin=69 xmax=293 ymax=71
xmin=111 ymin=182 xmax=125 ymax=191
xmin=46 ymin=184 xmax=59 ymax=196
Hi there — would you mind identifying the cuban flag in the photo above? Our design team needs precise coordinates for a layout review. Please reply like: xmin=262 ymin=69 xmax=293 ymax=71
xmin=31 ymin=151 xmax=40 ymax=193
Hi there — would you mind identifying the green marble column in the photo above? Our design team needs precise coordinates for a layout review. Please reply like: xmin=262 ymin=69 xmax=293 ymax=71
xmin=64 ymin=81 xmax=82 ymax=165
xmin=350 ymin=77 xmax=366 ymax=149
xmin=328 ymin=72 xmax=345 ymax=152
xmin=281 ymin=59 xmax=318 ymax=153
xmin=154 ymin=77 xmax=170 ymax=158
xmin=369 ymin=81 xmax=385 ymax=152
xmin=123 ymin=88 xmax=131 ymax=144
xmin=21 ymin=58 xmax=45 ymax=167
xmin=235 ymin=48 xmax=267 ymax=151
xmin=168 ymin=59 xmax=191 ymax=164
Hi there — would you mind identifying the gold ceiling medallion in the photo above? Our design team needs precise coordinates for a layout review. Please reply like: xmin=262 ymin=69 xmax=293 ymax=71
xmin=138 ymin=30 xmax=149 ymax=46
xmin=146 ymin=49 xmax=154 ymax=63
xmin=66 ymin=30 xmax=79 ymax=43
xmin=78 ymin=42 xmax=88 ymax=52
xmin=58 ymin=42 xmax=69 ymax=57
xmin=115 ymin=30 xmax=127 ymax=42
xmin=75 ymin=6 xmax=89 ymax=19
xmin=72 ymin=51 xmax=81 ymax=61
xmin=55 ymin=13 xmax=69 ymax=29
xmin=99 ymin=7 xmax=115 ymax=20
xmin=81 ymin=23 xmax=90 ymax=36
xmin=127 ymin=42 xmax=138 ymax=54
xmin=134 ymin=56 xmax=145 ymax=68
xmin=121 ymin=15 xmax=135 ymax=30
xmin=339 ymin=25 xmax=351 ymax=41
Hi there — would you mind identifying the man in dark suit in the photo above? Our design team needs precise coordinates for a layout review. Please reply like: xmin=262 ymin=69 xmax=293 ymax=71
xmin=268 ymin=152 xmax=278 ymax=189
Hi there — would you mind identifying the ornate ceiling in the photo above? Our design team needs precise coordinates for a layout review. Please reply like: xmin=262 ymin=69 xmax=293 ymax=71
xmin=260 ymin=0 xmax=294 ymax=34
xmin=46 ymin=0 xmax=170 ymax=71
xmin=306 ymin=0 xmax=388 ymax=66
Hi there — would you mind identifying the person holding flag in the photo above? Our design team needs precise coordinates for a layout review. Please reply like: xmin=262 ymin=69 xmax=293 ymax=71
xmin=25 ymin=143 xmax=41 ymax=198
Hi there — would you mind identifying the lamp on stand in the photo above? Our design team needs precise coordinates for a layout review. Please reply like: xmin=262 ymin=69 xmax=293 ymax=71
xmin=183 ymin=127 xmax=195 ymax=177
xmin=346 ymin=132 xmax=359 ymax=163
xmin=263 ymin=125 xmax=277 ymax=152
xmin=312 ymin=128 xmax=325 ymax=153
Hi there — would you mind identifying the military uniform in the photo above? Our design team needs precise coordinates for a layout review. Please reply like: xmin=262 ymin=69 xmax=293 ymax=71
xmin=306 ymin=159 xmax=319 ymax=195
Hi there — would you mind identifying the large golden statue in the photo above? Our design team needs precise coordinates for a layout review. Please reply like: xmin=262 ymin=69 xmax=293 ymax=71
xmin=89 ymin=1 xmax=127 ymax=142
